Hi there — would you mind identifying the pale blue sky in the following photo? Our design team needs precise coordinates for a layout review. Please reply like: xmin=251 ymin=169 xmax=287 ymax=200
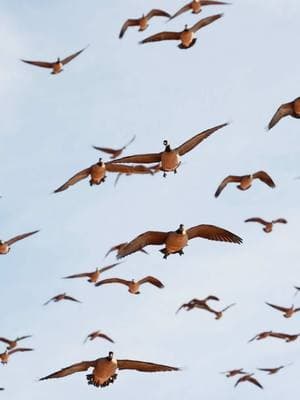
xmin=1 ymin=0 xmax=299 ymax=398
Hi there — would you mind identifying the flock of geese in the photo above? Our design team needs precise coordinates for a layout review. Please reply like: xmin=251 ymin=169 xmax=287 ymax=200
xmin=2 ymin=0 xmax=299 ymax=395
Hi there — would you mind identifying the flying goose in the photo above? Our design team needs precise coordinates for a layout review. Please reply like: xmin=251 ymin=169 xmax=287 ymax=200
xmin=39 ymin=351 xmax=179 ymax=388
xmin=95 ymin=276 xmax=164 ymax=294
xmin=0 ymin=335 xmax=32 ymax=350
xmin=268 ymin=97 xmax=300 ymax=130
xmin=257 ymin=364 xmax=292 ymax=375
xmin=214 ymin=171 xmax=275 ymax=197
xmin=234 ymin=374 xmax=263 ymax=389
xmin=221 ymin=368 xmax=248 ymax=378
xmin=114 ymin=163 xmax=160 ymax=187
xmin=176 ymin=295 xmax=219 ymax=313
xmin=140 ymin=14 xmax=223 ymax=49
xmin=53 ymin=158 xmax=154 ymax=193
xmin=84 ymin=331 xmax=114 ymax=344
xmin=111 ymin=123 xmax=228 ymax=176
xmin=0 ymin=348 xmax=33 ymax=365
xmin=44 ymin=293 xmax=81 ymax=306
xmin=119 ymin=10 xmax=171 ymax=39
xmin=248 ymin=331 xmax=274 ymax=343
xmin=63 ymin=263 xmax=121 ymax=284
xmin=116 ymin=223 xmax=242 ymax=259
xmin=244 ymin=218 xmax=287 ymax=233
xmin=21 ymin=47 xmax=88 ymax=75
xmin=92 ymin=135 xmax=136 ymax=159
xmin=105 ymin=242 xmax=149 ymax=258
xmin=207 ymin=303 xmax=236 ymax=320
xmin=265 ymin=302 xmax=300 ymax=318
xmin=249 ymin=331 xmax=300 ymax=343
xmin=170 ymin=0 xmax=229 ymax=20
xmin=0 ymin=230 xmax=39 ymax=255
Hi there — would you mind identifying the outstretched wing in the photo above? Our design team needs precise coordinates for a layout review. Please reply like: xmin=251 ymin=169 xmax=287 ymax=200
xmin=187 ymin=224 xmax=242 ymax=244
xmin=61 ymin=47 xmax=88 ymax=65
xmin=116 ymin=231 xmax=169 ymax=258
xmin=253 ymin=171 xmax=276 ymax=188
xmin=99 ymin=263 xmax=121 ymax=273
xmin=191 ymin=13 xmax=223 ymax=33
xmin=54 ymin=167 xmax=91 ymax=193
xmin=244 ymin=218 xmax=268 ymax=226
xmin=176 ymin=123 xmax=228 ymax=156
xmin=39 ymin=360 xmax=95 ymax=380
xmin=20 ymin=59 xmax=54 ymax=68
xmin=63 ymin=272 xmax=92 ymax=279
xmin=247 ymin=376 xmax=263 ymax=389
xmin=146 ymin=9 xmax=171 ymax=19
xmin=119 ymin=19 xmax=140 ymax=39
xmin=265 ymin=302 xmax=289 ymax=313
xmin=138 ymin=276 xmax=164 ymax=288
xmin=98 ymin=333 xmax=115 ymax=343
xmin=268 ymin=102 xmax=294 ymax=130
xmin=95 ymin=278 xmax=130 ymax=287
xmin=9 ymin=348 xmax=33 ymax=355
xmin=6 ymin=230 xmax=39 ymax=246
xmin=106 ymin=163 xmax=155 ymax=174
xmin=64 ymin=295 xmax=81 ymax=303
xmin=214 ymin=175 xmax=242 ymax=197
xmin=272 ymin=218 xmax=287 ymax=224
xmin=92 ymin=146 xmax=118 ymax=155
xmin=140 ymin=31 xmax=181 ymax=44
xmin=110 ymin=152 xmax=162 ymax=164
xmin=0 ymin=337 xmax=11 ymax=345
xmin=170 ymin=3 xmax=192 ymax=20
xmin=117 ymin=359 xmax=180 ymax=372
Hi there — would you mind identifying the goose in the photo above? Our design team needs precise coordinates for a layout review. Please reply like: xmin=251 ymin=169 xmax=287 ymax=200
xmin=116 ymin=223 xmax=242 ymax=259
xmin=114 ymin=163 xmax=160 ymax=187
xmin=140 ymin=14 xmax=223 ymax=49
xmin=119 ymin=10 xmax=171 ymax=38
xmin=39 ymin=351 xmax=179 ymax=388
xmin=54 ymin=158 xmax=154 ymax=193
xmin=214 ymin=171 xmax=275 ymax=197
xmin=207 ymin=303 xmax=236 ymax=320
xmin=44 ymin=293 xmax=81 ymax=306
xmin=257 ymin=363 xmax=292 ymax=375
xmin=63 ymin=263 xmax=121 ymax=284
xmin=95 ymin=276 xmax=164 ymax=294
xmin=0 ymin=230 xmax=39 ymax=255
xmin=0 ymin=335 xmax=32 ymax=350
xmin=248 ymin=331 xmax=274 ymax=343
xmin=0 ymin=348 xmax=33 ymax=365
xmin=244 ymin=217 xmax=287 ymax=233
xmin=84 ymin=331 xmax=114 ymax=344
xmin=221 ymin=368 xmax=248 ymax=378
xmin=21 ymin=46 xmax=88 ymax=74
xmin=176 ymin=295 xmax=219 ymax=313
xmin=111 ymin=123 xmax=228 ymax=177
xmin=265 ymin=302 xmax=300 ymax=318
xmin=105 ymin=242 xmax=149 ymax=258
xmin=249 ymin=331 xmax=300 ymax=343
xmin=170 ymin=1 xmax=229 ymax=20
xmin=234 ymin=374 xmax=263 ymax=389
xmin=92 ymin=135 xmax=136 ymax=159
xmin=268 ymin=97 xmax=300 ymax=130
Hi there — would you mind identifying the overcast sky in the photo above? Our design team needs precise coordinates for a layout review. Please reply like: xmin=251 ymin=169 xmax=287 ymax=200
xmin=1 ymin=0 xmax=299 ymax=399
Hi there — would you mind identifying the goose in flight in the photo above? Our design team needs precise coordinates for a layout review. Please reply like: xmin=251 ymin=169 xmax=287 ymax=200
xmin=92 ymin=135 xmax=136 ymax=159
xmin=119 ymin=10 xmax=171 ymax=38
xmin=84 ymin=331 xmax=114 ymax=344
xmin=234 ymin=374 xmax=263 ymax=390
xmin=257 ymin=364 xmax=292 ymax=375
xmin=244 ymin=218 xmax=287 ymax=233
xmin=111 ymin=123 xmax=228 ymax=177
xmin=215 ymin=171 xmax=275 ymax=197
xmin=170 ymin=1 xmax=229 ymax=20
xmin=140 ymin=14 xmax=223 ymax=49
xmin=39 ymin=351 xmax=179 ymax=388
xmin=0 ymin=335 xmax=32 ymax=350
xmin=44 ymin=293 xmax=81 ymax=306
xmin=0 ymin=348 xmax=33 ymax=365
xmin=95 ymin=276 xmax=164 ymax=294
xmin=116 ymin=223 xmax=242 ymax=259
xmin=265 ymin=302 xmax=300 ymax=318
xmin=21 ymin=47 xmax=88 ymax=74
xmin=63 ymin=263 xmax=121 ymax=284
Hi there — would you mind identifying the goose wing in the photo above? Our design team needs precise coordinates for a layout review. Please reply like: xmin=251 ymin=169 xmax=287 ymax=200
xmin=190 ymin=13 xmax=223 ymax=33
xmin=99 ymin=263 xmax=121 ymax=273
xmin=146 ymin=9 xmax=171 ymax=19
xmin=119 ymin=19 xmax=140 ymax=38
xmin=110 ymin=152 xmax=162 ymax=164
xmin=265 ymin=302 xmax=289 ymax=313
xmin=63 ymin=272 xmax=92 ymax=279
xmin=95 ymin=278 xmax=130 ymax=287
xmin=6 ymin=230 xmax=39 ymax=246
xmin=106 ymin=163 xmax=155 ymax=174
xmin=116 ymin=231 xmax=169 ymax=258
xmin=9 ymin=348 xmax=33 ymax=355
xmin=117 ymin=359 xmax=179 ymax=372
xmin=61 ymin=47 xmax=87 ymax=65
xmin=39 ymin=360 xmax=95 ymax=380
xmin=170 ymin=3 xmax=192 ymax=20
xmin=272 ymin=218 xmax=287 ymax=224
xmin=244 ymin=218 xmax=268 ymax=226
xmin=187 ymin=224 xmax=242 ymax=244
xmin=92 ymin=146 xmax=118 ymax=155
xmin=247 ymin=376 xmax=263 ymax=389
xmin=268 ymin=101 xmax=294 ymax=130
xmin=214 ymin=175 xmax=242 ymax=197
xmin=140 ymin=31 xmax=181 ymax=44
xmin=0 ymin=338 xmax=11 ymax=345
xmin=64 ymin=295 xmax=81 ymax=303
xmin=20 ymin=59 xmax=54 ymax=68
xmin=54 ymin=167 xmax=91 ymax=193
xmin=97 ymin=333 xmax=115 ymax=343
xmin=253 ymin=171 xmax=275 ymax=188
xmin=138 ymin=276 xmax=164 ymax=288
xmin=176 ymin=123 xmax=228 ymax=156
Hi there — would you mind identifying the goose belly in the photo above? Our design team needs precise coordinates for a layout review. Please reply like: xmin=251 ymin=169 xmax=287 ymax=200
xmin=90 ymin=165 xmax=106 ymax=183
xmin=0 ymin=243 xmax=9 ymax=254
xmin=180 ymin=31 xmax=194 ymax=47
xmin=161 ymin=152 xmax=180 ymax=171
xmin=165 ymin=233 xmax=188 ymax=253
xmin=293 ymin=99 xmax=300 ymax=116
xmin=93 ymin=359 xmax=118 ymax=385
xmin=192 ymin=2 xmax=201 ymax=12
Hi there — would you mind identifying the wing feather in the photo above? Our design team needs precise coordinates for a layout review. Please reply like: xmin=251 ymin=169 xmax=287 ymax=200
xmin=214 ymin=175 xmax=242 ymax=197
xmin=244 ymin=218 xmax=268 ymax=226
xmin=119 ymin=19 xmax=140 ymax=38
xmin=146 ymin=9 xmax=171 ymax=19
xmin=140 ymin=31 xmax=181 ymax=44
xmin=54 ymin=167 xmax=91 ymax=193
xmin=117 ymin=359 xmax=179 ymax=372
xmin=116 ymin=231 xmax=169 ymax=258
xmin=6 ymin=230 xmax=39 ymax=246
xmin=40 ymin=361 xmax=95 ymax=380
xmin=268 ymin=102 xmax=294 ymax=130
xmin=20 ymin=59 xmax=53 ymax=68
xmin=95 ymin=278 xmax=130 ymax=287
xmin=191 ymin=13 xmax=223 ymax=33
xmin=61 ymin=47 xmax=88 ymax=65
xmin=252 ymin=171 xmax=275 ymax=188
xmin=138 ymin=276 xmax=164 ymax=288
xmin=187 ymin=224 xmax=242 ymax=244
